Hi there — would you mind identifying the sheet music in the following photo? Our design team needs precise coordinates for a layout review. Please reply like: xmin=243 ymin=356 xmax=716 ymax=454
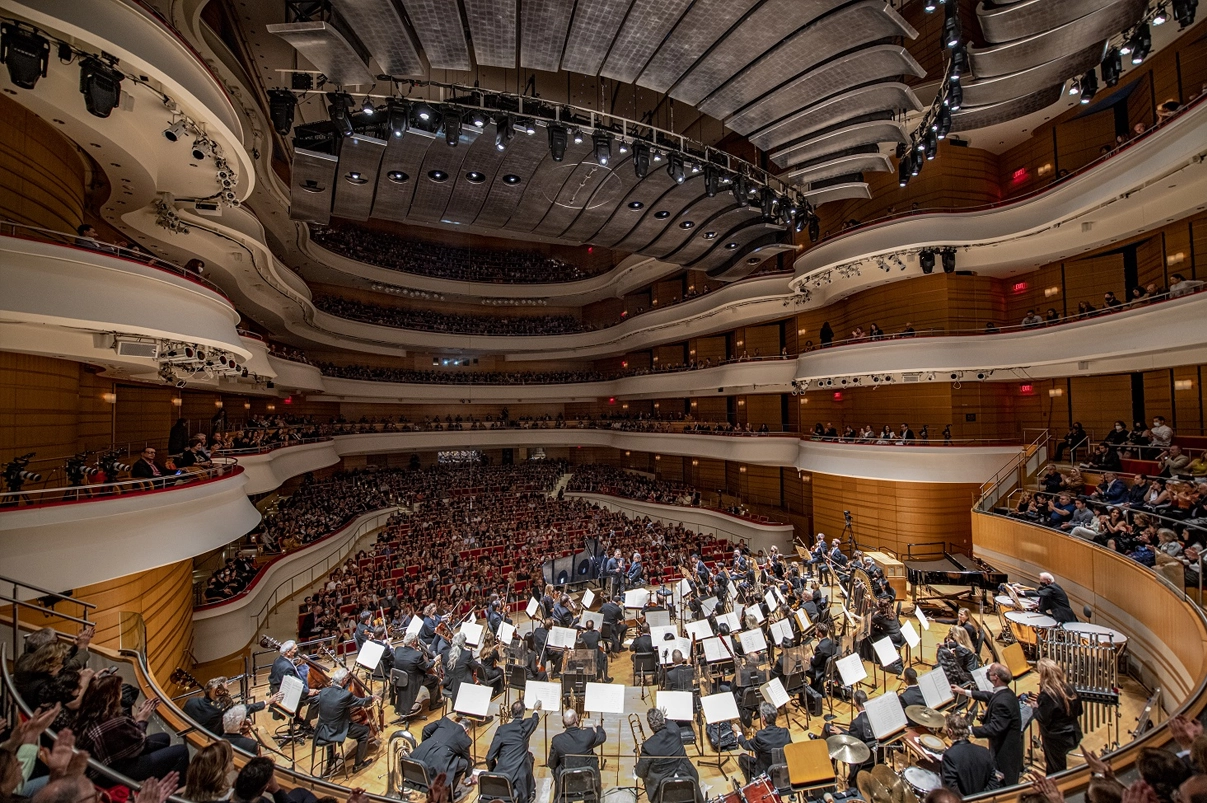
xmin=764 ymin=589 xmax=779 ymax=613
xmin=526 ymin=598 xmax=540 ymax=618
xmin=355 ymin=640 xmax=386 ymax=670
xmin=467 ymin=611 xmax=476 ymax=625
xmin=701 ymin=596 xmax=719 ymax=616
xmin=971 ymin=666 xmax=993 ymax=692
xmin=585 ymin=682 xmax=626 ymax=714
xmin=915 ymin=606 xmax=930 ymax=631
xmin=745 ymin=604 xmax=765 ymax=624
xmin=738 ymin=627 xmax=768 ymax=654
xmin=864 ymin=692 xmax=908 ymax=740
xmin=624 ymin=589 xmax=651 ymax=609
xmin=579 ymin=611 xmax=603 ymax=630
xmin=678 ymin=578 xmax=692 ymax=598
xmin=453 ymin=683 xmax=492 ymax=718
xmin=769 ymin=618 xmax=794 ymax=649
xmin=871 ymin=636 xmax=900 ymax=668
xmin=794 ymin=608 xmax=812 ymax=632
xmin=581 ymin=589 xmax=595 ymax=609
xmin=524 ymin=680 xmax=562 ymax=714
xmin=684 ymin=618 xmax=714 ymax=640
xmin=836 ymin=653 xmax=868 ymax=687
xmin=918 ymin=667 xmax=955 ymax=709
xmin=760 ymin=677 xmax=790 ymax=709
xmin=459 ymin=622 xmax=484 ymax=647
xmin=279 ymin=675 xmax=303 ymax=715
xmin=659 ymin=637 xmax=693 ymax=665
xmin=405 ymin=616 xmax=423 ymax=639
xmin=547 ymin=626 xmax=578 ymax=649
xmin=702 ymin=637 xmax=733 ymax=663
xmin=701 ymin=692 xmax=741 ymax=724
xmin=651 ymin=624 xmax=679 ymax=644
xmin=900 ymin=621 xmax=921 ymax=649
xmin=645 ymin=610 xmax=671 ymax=628
xmin=715 ymin=611 xmax=741 ymax=633
xmin=656 ymin=690 xmax=694 ymax=722
xmin=497 ymin=622 xmax=516 ymax=645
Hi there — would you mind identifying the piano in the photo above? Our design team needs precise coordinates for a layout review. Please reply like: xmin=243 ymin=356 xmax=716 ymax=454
xmin=905 ymin=553 xmax=1008 ymax=609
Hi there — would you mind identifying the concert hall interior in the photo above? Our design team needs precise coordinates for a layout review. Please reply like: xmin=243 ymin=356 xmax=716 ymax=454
xmin=3 ymin=1 xmax=1207 ymax=803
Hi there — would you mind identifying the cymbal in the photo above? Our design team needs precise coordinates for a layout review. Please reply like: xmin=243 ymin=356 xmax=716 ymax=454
xmin=871 ymin=764 xmax=901 ymax=788
xmin=905 ymin=705 xmax=946 ymax=729
xmin=891 ymin=778 xmax=918 ymax=803
xmin=857 ymin=772 xmax=892 ymax=803
xmin=826 ymin=734 xmax=871 ymax=765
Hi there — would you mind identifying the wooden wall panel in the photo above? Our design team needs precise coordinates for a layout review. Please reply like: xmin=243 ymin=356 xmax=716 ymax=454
xmin=1055 ymin=109 xmax=1116 ymax=174
xmin=742 ymin=394 xmax=782 ymax=431
xmin=740 ymin=464 xmax=782 ymax=507
xmin=0 ymin=94 xmax=86 ymax=232
xmin=801 ymin=383 xmax=955 ymax=436
xmin=1136 ymin=234 xmax=1168 ymax=291
xmin=1069 ymin=375 xmax=1133 ymax=441
xmin=691 ymin=336 xmax=727 ymax=364
xmin=1171 ymin=366 xmax=1204 ymax=434
xmin=1144 ymin=370 xmax=1174 ymax=422
xmin=1005 ymin=263 xmax=1065 ymax=322
xmin=0 ymin=352 xmax=82 ymax=465
xmin=739 ymin=325 xmax=780 ymax=359
xmin=1061 ymin=253 xmax=1125 ymax=314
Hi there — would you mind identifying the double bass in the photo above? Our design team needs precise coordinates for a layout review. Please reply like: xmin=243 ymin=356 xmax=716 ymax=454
xmin=260 ymin=634 xmax=381 ymax=738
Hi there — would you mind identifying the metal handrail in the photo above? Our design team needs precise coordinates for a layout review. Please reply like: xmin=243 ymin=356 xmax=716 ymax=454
xmin=0 ymin=459 xmax=240 ymax=507
xmin=975 ymin=429 xmax=1050 ymax=512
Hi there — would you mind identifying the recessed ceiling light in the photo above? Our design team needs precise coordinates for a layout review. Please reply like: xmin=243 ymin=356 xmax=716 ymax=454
xmin=703 ymin=231 xmax=717 ymax=240
xmin=679 ymin=221 xmax=694 ymax=229
xmin=387 ymin=170 xmax=409 ymax=183
xmin=502 ymin=174 xmax=522 ymax=185
xmin=746 ymin=257 xmax=759 ymax=264
xmin=466 ymin=171 xmax=485 ymax=183
xmin=628 ymin=201 xmax=644 ymax=210
xmin=345 ymin=171 xmax=367 ymax=185
xmin=725 ymin=242 xmax=738 ymax=249
xmin=654 ymin=210 xmax=670 ymax=219
xmin=428 ymin=170 xmax=448 ymax=182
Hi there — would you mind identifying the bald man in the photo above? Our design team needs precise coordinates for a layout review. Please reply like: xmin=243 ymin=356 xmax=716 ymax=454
xmin=548 ymin=709 xmax=607 ymax=787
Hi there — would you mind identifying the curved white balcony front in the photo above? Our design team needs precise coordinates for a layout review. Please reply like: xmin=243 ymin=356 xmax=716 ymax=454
xmin=0 ymin=235 xmax=250 ymax=376
xmin=0 ymin=467 xmax=261 ymax=594
xmin=234 ymin=440 xmax=342 ymax=495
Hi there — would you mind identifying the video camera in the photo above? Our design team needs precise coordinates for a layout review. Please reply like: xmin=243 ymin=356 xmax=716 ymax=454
xmin=3 ymin=453 xmax=42 ymax=493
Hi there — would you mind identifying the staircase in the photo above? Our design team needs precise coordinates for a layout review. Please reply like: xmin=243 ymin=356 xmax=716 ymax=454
xmin=550 ymin=471 xmax=574 ymax=497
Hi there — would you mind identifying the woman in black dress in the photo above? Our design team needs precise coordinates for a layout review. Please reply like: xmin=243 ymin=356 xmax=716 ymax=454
xmin=1027 ymin=658 xmax=1083 ymax=772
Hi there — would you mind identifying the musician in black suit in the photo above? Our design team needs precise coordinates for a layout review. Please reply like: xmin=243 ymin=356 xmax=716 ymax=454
xmin=579 ymin=620 xmax=611 ymax=682
xmin=599 ymin=596 xmax=625 ymax=653
xmin=630 ymin=622 xmax=654 ymax=658
xmin=627 ymin=552 xmax=645 ymax=587
xmin=662 ymin=650 xmax=694 ymax=691
xmin=808 ymin=624 xmax=835 ymax=692
xmin=732 ymin=702 xmax=793 ymax=783
xmin=552 ymin=595 xmax=575 ymax=628
xmin=182 ymin=677 xmax=269 ymax=736
xmin=869 ymin=598 xmax=905 ymax=674
xmin=635 ymin=708 xmax=701 ymax=803
xmin=548 ymin=709 xmax=606 ymax=793
xmin=440 ymin=633 xmax=481 ymax=704
xmin=486 ymin=700 xmax=541 ymax=803
xmin=393 ymin=635 xmax=441 ymax=718
xmin=899 ymin=668 xmax=926 ymax=709
xmin=353 ymin=611 xmax=373 ymax=650
xmin=841 ymin=691 xmax=876 ymax=777
xmin=313 ymin=667 xmax=378 ymax=772
xmin=1034 ymin=572 xmax=1078 ymax=623
xmin=952 ymin=663 xmax=1023 ymax=785
xmin=940 ymin=714 xmax=1001 ymax=795
xmin=220 ymin=705 xmax=260 ymax=755
xmin=412 ymin=715 xmax=473 ymax=790
xmin=267 ymin=640 xmax=319 ymax=725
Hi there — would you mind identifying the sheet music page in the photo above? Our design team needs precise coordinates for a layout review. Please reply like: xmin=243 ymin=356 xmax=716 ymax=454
xmin=355 ymin=640 xmax=386 ymax=670
xmin=405 ymin=616 xmax=423 ymax=639
xmin=524 ymin=680 xmax=563 ymax=714
xmin=715 ymin=611 xmax=741 ymax=632
xmin=548 ymin=626 xmax=578 ymax=649
xmin=872 ymin=636 xmax=900 ymax=668
xmin=701 ymin=692 xmax=741 ymax=724
xmin=650 ymin=625 xmax=679 ymax=643
xmin=764 ymin=589 xmax=779 ymax=613
xmin=645 ymin=610 xmax=671 ymax=628
xmin=467 ymin=611 xmax=477 ymax=625
xmin=678 ymin=578 xmax=692 ymax=598
xmin=745 ymin=604 xmax=765 ymax=624
xmin=279 ymin=675 xmax=303 ymax=714
xmin=971 ymin=666 xmax=993 ymax=692
xmin=702 ymin=637 xmax=732 ymax=663
xmin=584 ymin=682 xmax=626 ymax=714
xmin=794 ymin=608 xmax=812 ymax=631
xmin=526 ymin=598 xmax=540 ymax=618
xmin=656 ymin=690 xmax=694 ymax=722
xmin=685 ymin=618 xmax=714 ymax=640
xmin=579 ymin=611 xmax=603 ymax=630
xmin=836 ymin=653 xmax=868 ymax=686
xmin=497 ymin=622 xmax=516 ymax=645
xmin=900 ymin=621 xmax=921 ymax=649
xmin=453 ymin=683 xmax=493 ymax=718
xmin=459 ymin=622 xmax=484 ymax=647
xmin=701 ymin=596 xmax=719 ymax=616
xmin=739 ymin=628 xmax=768 ymax=654
xmin=918 ymin=667 xmax=955 ymax=709
xmin=915 ymin=606 xmax=930 ymax=631
xmin=769 ymin=618 xmax=794 ymax=648
xmin=624 ymin=588 xmax=651 ymax=609
xmin=760 ymin=677 xmax=790 ymax=709
xmin=864 ymin=692 xmax=908 ymax=740
xmin=773 ymin=586 xmax=786 ymax=605
xmin=659 ymin=637 xmax=693 ymax=665
xmin=581 ymin=589 xmax=595 ymax=609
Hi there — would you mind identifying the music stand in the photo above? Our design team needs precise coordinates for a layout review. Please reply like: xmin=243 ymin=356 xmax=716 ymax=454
xmin=784 ymin=739 xmax=835 ymax=794
xmin=584 ymin=681 xmax=626 ymax=786
xmin=453 ymin=683 xmax=493 ymax=767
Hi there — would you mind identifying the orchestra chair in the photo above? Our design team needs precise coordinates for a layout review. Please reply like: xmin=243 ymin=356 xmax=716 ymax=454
xmin=477 ymin=772 xmax=517 ymax=803
xmin=768 ymin=747 xmax=792 ymax=796
xmin=557 ymin=765 xmax=601 ymax=803
xmin=783 ymin=740 xmax=836 ymax=795
xmin=653 ymin=776 xmax=698 ymax=803
xmin=632 ymin=652 xmax=658 ymax=686
xmin=399 ymin=756 xmax=432 ymax=798
xmin=310 ymin=733 xmax=351 ymax=780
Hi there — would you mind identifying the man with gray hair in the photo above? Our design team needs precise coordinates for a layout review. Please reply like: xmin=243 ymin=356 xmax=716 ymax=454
xmin=1033 ymin=572 xmax=1077 ymax=623
xmin=731 ymin=701 xmax=792 ymax=783
xmin=314 ymin=666 xmax=379 ymax=773
xmin=951 ymin=662 xmax=1022 ymax=785
xmin=548 ymin=708 xmax=607 ymax=787
xmin=221 ymin=704 xmax=260 ymax=755
xmin=635 ymin=707 xmax=700 ymax=803
xmin=183 ymin=676 xmax=274 ymax=737
xmin=268 ymin=640 xmax=319 ymax=727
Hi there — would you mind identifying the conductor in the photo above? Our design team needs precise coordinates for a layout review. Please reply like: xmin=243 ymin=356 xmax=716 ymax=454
xmin=486 ymin=700 xmax=541 ymax=803
xmin=635 ymin=708 xmax=702 ymax=803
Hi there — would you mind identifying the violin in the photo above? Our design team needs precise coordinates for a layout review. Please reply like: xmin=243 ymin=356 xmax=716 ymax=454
xmin=171 ymin=668 xmax=236 ymax=711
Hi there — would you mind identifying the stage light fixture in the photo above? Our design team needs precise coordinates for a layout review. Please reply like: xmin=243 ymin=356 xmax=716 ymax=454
xmin=190 ymin=138 xmax=210 ymax=160
xmin=1068 ymin=78 xmax=1081 ymax=97
xmin=941 ymin=248 xmax=956 ymax=273
xmin=925 ymin=129 xmax=938 ymax=160
xmin=268 ymin=89 xmax=296 ymax=136
xmin=548 ymin=124 xmax=567 ymax=161
xmin=572 ymin=129 xmax=584 ymax=145
xmin=1154 ymin=5 xmax=1168 ymax=24
xmin=732 ymin=173 xmax=749 ymax=207
xmin=652 ymin=150 xmax=663 ymax=163
xmin=1101 ymin=49 xmax=1122 ymax=86
xmin=919 ymin=249 xmax=936 ymax=274
xmin=592 ymin=130 xmax=612 ymax=165
xmin=163 ymin=119 xmax=188 ymax=142
xmin=935 ymin=105 xmax=952 ymax=139
xmin=950 ymin=44 xmax=968 ymax=78
xmin=414 ymin=102 xmax=433 ymax=122
xmin=1173 ymin=0 xmax=1197 ymax=27
xmin=924 ymin=0 xmax=937 ymax=10
xmin=79 ymin=57 xmax=122 ymax=118
xmin=703 ymin=165 xmax=720 ymax=197
xmin=632 ymin=141 xmax=650 ymax=178
xmin=943 ymin=2 xmax=961 ymax=47
xmin=327 ymin=92 xmax=353 ymax=137
xmin=444 ymin=110 xmax=462 ymax=146
xmin=618 ymin=140 xmax=629 ymax=154
xmin=1 ymin=24 xmax=50 ymax=89
xmin=361 ymin=96 xmax=375 ymax=115
xmin=666 ymin=151 xmax=685 ymax=183
xmin=520 ymin=118 xmax=536 ymax=135
xmin=898 ymin=157 xmax=910 ymax=187
xmin=946 ymin=82 xmax=963 ymax=110
xmin=386 ymin=99 xmax=408 ymax=137
xmin=910 ymin=149 xmax=923 ymax=176
xmin=808 ymin=215 xmax=820 ymax=243
xmin=495 ymin=115 xmax=513 ymax=151
xmin=760 ymin=188 xmax=778 ymax=219
xmin=1130 ymin=24 xmax=1151 ymax=64
xmin=1080 ymin=69 xmax=1099 ymax=103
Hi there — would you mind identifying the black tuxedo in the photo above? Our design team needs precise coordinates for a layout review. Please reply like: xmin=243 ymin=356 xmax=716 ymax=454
xmin=663 ymin=664 xmax=694 ymax=692
xmin=313 ymin=685 xmax=374 ymax=765
xmin=486 ymin=713 xmax=539 ymax=802
xmin=736 ymin=724 xmax=792 ymax=782
xmin=635 ymin=725 xmax=701 ymax=803
xmin=183 ymin=695 xmax=265 ymax=736
xmin=393 ymin=645 xmax=440 ymax=715
xmin=971 ymin=687 xmax=1023 ymax=785
xmin=548 ymin=724 xmax=607 ymax=778
xmin=809 ymin=637 xmax=835 ymax=689
xmin=1036 ymin=583 xmax=1077 ymax=623
xmin=413 ymin=717 xmax=472 ymax=786
xmin=899 ymin=685 xmax=926 ymax=710
xmin=222 ymin=732 xmax=260 ymax=755
xmin=630 ymin=633 xmax=654 ymax=655
xmin=941 ymin=739 xmax=1000 ymax=795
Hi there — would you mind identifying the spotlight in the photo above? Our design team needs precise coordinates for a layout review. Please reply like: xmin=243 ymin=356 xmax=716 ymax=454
xmin=1101 ymin=48 xmax=1122 ymax=86
xmin=808 ymin=215 xmax=820 ymax=243
xmin=910 ymin=149 xmax=923 ymax=176
xmin=79 ymin=57 xmax=123 ymax=118
xmin=941 ymin=248 xmax=956 ymax=273
xmin=548 ymin=124 xmax=567 ymax=161
xmin=361 ymin=96 xmax=375 ymax=115
xmin=704 ymin=164 xmax=720 ymax=197
xmin=495 ymin=114 xmax=513 ymax=151
xmin=191 ymin=138 xmax=210 ymax=160
xmin=519 ymin=118 xmax=536 ymax=135
xmin=469 ymin=110 xmax=486 ymax=128
xmin=327 ymin=92 xmax=353 ymax=137
xmin=919 ymin=249 xmax=935 ymax=274
xmin=632 ymin=141 xmax=650 ymax=177
xmin=732 ymin=174 xmax=749 ymax=207
xmin=414 ymin=102 xmax=433 ymax=122
xmin=943 ymin=2 xmax=961 ymax=48
xmin=1 ymin=24 xmax=50 ymax=89
xmin=925 ymin=129 xmax=938 ymax=160
xmin=618 ymin=139 xmax=629 ymax=154
xmin=898 ymin=157 xmax=910 ymax=187
xmin=1130 ymin=24 xmax=1151 ymax=64
xmin=1080 ymin=69 xmax=1098 ymax=103
xmin=1068 ymin=79 xmax=1080 ymax=97
xmin=935 ymin=105 xmax=952 ymax=139
xmin=1153 ymin=5 xmax=1168 ymax=24
xmin=924 ymin=0 xmax=937 ymax=10
xmin=572 ymin=129 xmax=584 ymax=144
xmin=950 ymin=44 xmax=968 ymax=78
xmin=666 ymin=151 xmax=685 ymax=183
xmin=1173 ymin=0 xmax=1197 ymax=27
xmin=268 ymin=89 xmax=296 ymax=135
xmin=652 ymin=149 xmax=663 ymax=163
xmin=592 ymin=130 xmax=612 ymax=165
xmin=760 ymin=188 xmax=778 ymax=219
xmin=946 ymin=82 xmax=963 ymax=111
xmin=163 ymin=119 xmax=188 ymax=142
xmin=386 ymin=99 xmax=408 ymax=137
xmin=444 ymin=110 xmax=462 ymax=146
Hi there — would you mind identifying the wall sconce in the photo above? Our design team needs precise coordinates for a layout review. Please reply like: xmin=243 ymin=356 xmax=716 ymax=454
xmin=691 ymin=459 xmax=699 ymax=467
xmin=654 ymin=402 xmax=660 ymax=409
xmin=689 ymin=349 xmax=696 ymax=355
xmin=691 ymin=400 xmax=698 ymax=407
xmin=622 ymin=403 xmax=629 ymax=410
xmin=101 ymin=392 xmax=117 ymax=404
xmin=171 ymin=397 xmax=182 ymax=407
xmin=736 ymin=340 xmax=744 ymax=347
xmin=625 ymin=451 xmax=631 ymax=456
xmin=799 ymin=397 xmax=807 ymax=404
xmin=1175 ymin=379 xmax=1194 ymax=391
xmin=244 ymin=401 xmax=251 ymax=410
xmin=739 ymin=466 xmax=747 ymax=473
xmin=1048 ymin=387 xmax=1064 ymax=397
xmin=1167 ymin=252 xmax=1186 ymax=266
xmin=1044 ymin=286 xmax=1060 ymax=298
xmin=1037 ymin=163 xmax=1053 ymax=176
xmin=798 ymin=328 xmax=806 ymax=336
xmin=653 ymin=355 xmax=659 ymax=361
xmin=266 ymin=404 xmax=276 ymax=411
xmin=655 ymin=455 xmax=661 ymax=461
xmin=214 ymin=399 xmax=224 ymax=408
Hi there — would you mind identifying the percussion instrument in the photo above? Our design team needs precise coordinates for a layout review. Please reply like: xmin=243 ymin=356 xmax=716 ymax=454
xmin=1062 ymin=622 xmax=1128 ymax=648
xmin=826 ymin=733 xmax=871 ymax=765
xmin=857 ymin=772 xmax=893 ymax=803
xmin=1004 ymin=611 xmax=1057 ymax=650
xmin=918 ymin=734 xmax=946 ymax=754
xmin=740 ymin=777 xmax=780 ymax=803
xmin=994 ymin=594 xmax=1035 ymax=612
xmin=904 ymin=705 xmax=946 ymax=730
xmin=871 ymin=765 xmax=918 ymax=803
xmin=902 ymin=767 xmax=942 ymax=797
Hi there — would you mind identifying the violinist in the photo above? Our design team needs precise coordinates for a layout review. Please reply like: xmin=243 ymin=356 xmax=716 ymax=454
xmin=440 ymin=633 xmax=482 ymax=703
xmin=485 ymin=596 xmax=509 ymax=635
xmin=419 ymin=604 xmax=446 ymax=652
xmin=552 ymin=594 xmax=575 ymax=628
xmin=268 ymin=640 xmax=319 ymax=726
xmin=353 ymin=611 xmax=373 ymax=650
xmin=626 ymin=551 xmax=644 ymax=587
xmin=391 ymin=635 xmax=441 ymax=721
xmin=479 ymin=642 xmax=506 ymax=695
xmin=522 ymin=633 xmax=548 ymax=682
xmin=184 ymin=677 xmax=271 ymax=737
xmin=220 ymin=704 xmax=259 ymax=755
xmin=314 ymin=667 xmax=379 ymax=773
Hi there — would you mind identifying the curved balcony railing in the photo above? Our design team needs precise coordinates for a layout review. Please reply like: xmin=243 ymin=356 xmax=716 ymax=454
xmin=0 ymin=459 xmax=241 ymax=509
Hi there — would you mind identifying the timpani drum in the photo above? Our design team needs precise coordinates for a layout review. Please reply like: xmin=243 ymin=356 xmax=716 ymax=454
xmin=1004 ymin=612 xmax=1057 ymax=649
xmin=902 ymin=767 xmax=942 ymax=796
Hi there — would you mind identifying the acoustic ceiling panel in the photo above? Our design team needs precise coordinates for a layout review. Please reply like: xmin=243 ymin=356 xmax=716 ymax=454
xmin=613 ymin=177 xmax=708 ymax=253
xmin=769 ymin=118 xmax=906 ymax=169
xmin=407 ymin=136 xmax=478 ymax=223
xmin=463 ymin=0 xmax=517 ymax=67
xmin=977 ymin=0 xmax=1122 ymax=43
xmin=636 ymin=0 xmax=761 ymax=94
xmin=441 ymin=123 xmax=514 ymax=224
xmin=784 ymin=152 xmax=893 ymax=187
xmin=665 ymin=206 xmax=761 ymax=264
xmin=962 ymin=43 xmax=1105 ymax=108
xmin=950 ymin=85 xmax=1065 ymax=131
xmin=690 ymin=221 xmax=783 ymax=275
xmin=369 ymin=130 xmax=436 ymax=222
xmin=401 ymin=0 xmax=472 ymax=71
xmin=557 ymin=153 xmax=643 ymax=243
xmin=561 ymin=0 xmax=631 ymax=76
xmin=590 ymin=171 xmax=677 ymax=247
xmin=471 ymin=131 xmax=551 ymax=228
xmin=520 ymin=0 xmax=575 ymax=72
xmin=532 ymin=146 xmax=620 ymax=238
xmin=642 ymin=191 xmax=737 ymax=258
xmin=331 ymin=0 xmax=425 ymax=76
xmin=599 ymin=0 xmax=694 ymax=84
xmin=709 ymin=241 xmax=796 ymax=282
xmin=798 ymin=181 xmax=871 ymax=204
xmin=506 ymin=140 xmax=596 ymax=233
xmin=331 ymin=135 xmax=387 ymax=221
xmin=266 ymin=22 xmax=374 ymax=86
xmin=289 ymin=148 xmax=341 ymax=224
xmin=748 ymin=83 xmax=922 ymax=151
